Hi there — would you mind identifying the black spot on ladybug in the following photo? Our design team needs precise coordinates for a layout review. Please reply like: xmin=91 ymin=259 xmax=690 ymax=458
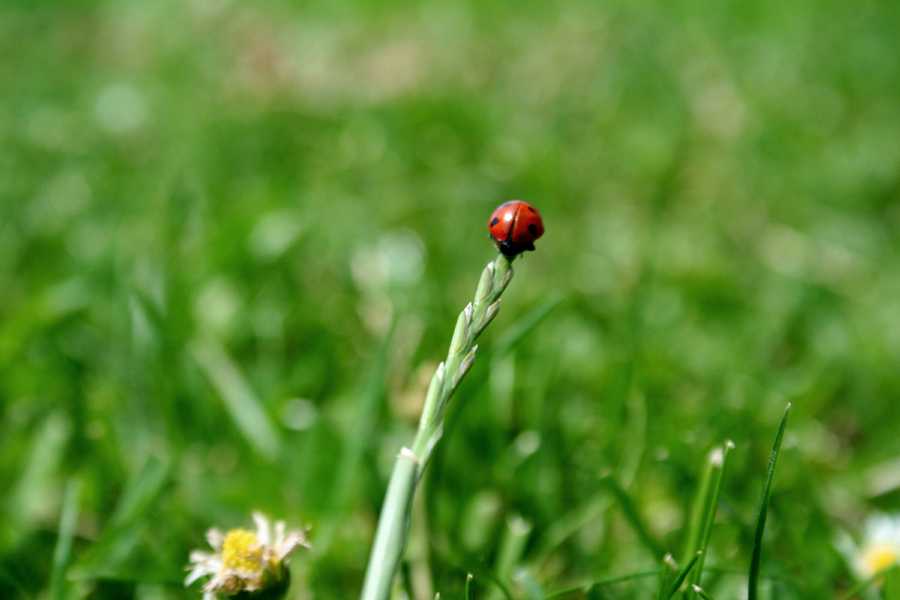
xmin=526 ymin=206 xmax=535 ymax=212
xmin=490 ymin=217 xmax=499 ymax=226
xmin=499 ymin=201 xmax=514 ymax=208
xmin=528 ymin=224 xmax=539 ymax=236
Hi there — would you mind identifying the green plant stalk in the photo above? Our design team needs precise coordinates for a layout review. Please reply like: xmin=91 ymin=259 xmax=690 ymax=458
xmin=360 ymin=254 xmax=515 ymax=600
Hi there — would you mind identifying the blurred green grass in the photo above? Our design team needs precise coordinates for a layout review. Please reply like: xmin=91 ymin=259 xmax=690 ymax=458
xmin=2 ymin=0 xmax=900 ymax=598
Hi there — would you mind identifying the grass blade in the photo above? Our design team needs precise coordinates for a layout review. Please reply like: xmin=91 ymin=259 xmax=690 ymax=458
xmin=190 ymin=338 xmax=282 ymax=461
xmin=655 ymin=555 xmax=680 ymax=600
xmin=885 ymin=565 xmax=900 ymax=600
xmin=534 ymin=493 xmax=612 ymax=563
xmin=0 ymin=565 xmax=29 ymax=600
xmin=9 ymin=411 xmax=71 ymax=544
xmin=542 ymin=571 xmax=659 ymax=600
xmin=68 ymin=457 xmax=169 ymax=580
xmin=466 ymin=574 xmax=475 ymax=600
xmin=319 ymin=324 xmax=393 ymax=551
xmin=603 ymin=475 xmax=664 ymax=559
xmin=485 ymin=515 xmax=532 ymax=600
xmin=836 ymin=565 xmax=895 ymax=600
xmin=491 ymin=296 xmax=562 ymax=358
xmin=683 ymin=442 xmax=734 ymax=599
xmin=691 ymin=584 xmax=719 ymax=600
xmin=682 ymin=450 xmax=715 ymax=566
xmin=747 ymin=403 xmax=791 ymax=600
xmin=665 ymin=551 xmax=702 ymax=599
xmin=50 ymin=477 xmax=81 ymax=600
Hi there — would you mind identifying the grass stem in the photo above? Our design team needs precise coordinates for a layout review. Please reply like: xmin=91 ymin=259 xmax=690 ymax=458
xmin=359 ymin=254 xmax=516 ymax=600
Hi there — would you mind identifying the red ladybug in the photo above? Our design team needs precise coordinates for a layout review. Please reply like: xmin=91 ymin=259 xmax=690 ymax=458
xmin=488 ymin=200 xmax=544 ymax=257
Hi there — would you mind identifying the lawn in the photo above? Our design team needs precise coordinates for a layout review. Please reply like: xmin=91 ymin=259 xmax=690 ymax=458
xmin=2 ymin=0 xmax=900 ymax=599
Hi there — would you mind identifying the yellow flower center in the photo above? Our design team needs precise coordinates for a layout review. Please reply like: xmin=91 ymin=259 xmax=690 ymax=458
xmin=861 ymin=542 xmax=900 ymax=576
xmin=222 ymin=529 xmax=264 ymax=574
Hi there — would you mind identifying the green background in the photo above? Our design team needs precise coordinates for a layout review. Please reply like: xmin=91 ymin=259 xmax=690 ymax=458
xmin=2 ymin=0 xmax=900 ymax=598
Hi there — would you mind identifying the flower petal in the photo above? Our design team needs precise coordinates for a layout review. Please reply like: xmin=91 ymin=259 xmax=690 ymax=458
xmin=253 ymin=512 xmax=271 ymax=547
xmin=185 ymin=567 xmax=207 ymax=586
xmin=206 ymin=527 xmax=225 ymax=550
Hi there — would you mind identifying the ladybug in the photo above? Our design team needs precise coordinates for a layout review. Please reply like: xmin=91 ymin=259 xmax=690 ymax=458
xmin=488 ymin=200 xmax=544 ymax=257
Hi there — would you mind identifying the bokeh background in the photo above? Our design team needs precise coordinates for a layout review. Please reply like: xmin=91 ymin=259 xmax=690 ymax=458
xmin=3 ymin=0 xmax=900 ymax=598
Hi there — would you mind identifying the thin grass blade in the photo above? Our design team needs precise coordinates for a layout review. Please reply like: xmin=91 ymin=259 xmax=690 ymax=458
xmin=534 ymin=492 xmax=612 ymax=563
xmin=463 ymin=563 xmax=514 ymax=600
xmin=885 ymin=565 xmax=900 ymax=600
xmin=542 ymin=571 xmax=659 ymax=600
xmin=684 ymin=442 xmax=734 ymax=599
xmin=190 ymin=338 xmax=281 ymax=461
xmin=68 ymin=457 xmax=169 ymax=580
xmin=485 ymin=515 xmax=532 ymax=600
xmin=655 ymin=555 xmax=680 ymax=600
xmin=604 ymin=475 xmax=665 ymax=559
xmin=618 ymin=390 xmax=647 ymax=490
xmin=320 ymin=324 xmax=393 ymax=550
xmin=50 ymin=477 xmax=81 ymax=600
xmin=0 ymin=565 xmax=29 ymax=600
xmin=836 ymin=565 xmax=894 ymax=600
xmin=691 ymin=584 xmax=719 ymax=600
xmin=492 ymin=296 xmax=562 ymax=358
xmin=665 ymin=552 xmax=702 ymax=599
xmin=682 ymin=451 xmax=716 ymax=566
xmin=9 ymin=411 xmax=71 ymax=545
xmin=747 ymin=403 xmax=791 ymax=600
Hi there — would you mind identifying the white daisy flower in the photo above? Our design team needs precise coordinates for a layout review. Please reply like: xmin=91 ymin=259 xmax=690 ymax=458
xmin=835 ymin=513 xmax=900 ymax=581
xmin=856 ymin=514 xmax=900 ymax=578
xmin=185 ymin=512 xmax=311 ymax=599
